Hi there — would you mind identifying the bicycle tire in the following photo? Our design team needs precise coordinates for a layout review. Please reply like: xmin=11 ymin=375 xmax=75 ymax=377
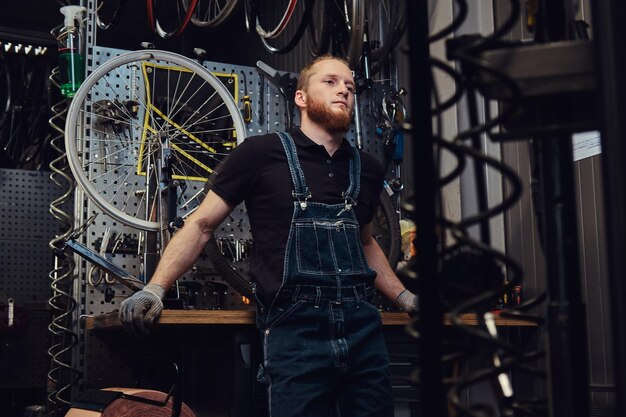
xmin=328 ymin=0 xmax=364 ymax=67
xmin=0 ymin=57 xmax=11 ymax=133
xmin=259 ymin=0 xmax=315 ymax=55
xmin=255 ymin=0 xmax=298 ymax=39
xmin=184 ymin=0 xmax=241 ymax=28
xmin=373 ymin=188 xmax=401 ymax=269
xmin=96 ymin=0 xmax=128 ymax=30
xmin=147 ymin=0 xmax=198 ymax=39
xmin=205 ymin=188 xmax=401 ymax=299
xmin=346 ymin=0 xmax=365 ymax=67
xmin=64 ymin=50 xmax=246 ymax=231
xmin=367 ymin=0 xmax=406 ymax=75
xmin=306 ymin=0 xmax=332 ymax=57
xmin=243 ymin=0 xmax=255 ymax=33
xmin=2 ymin=55 xmax=50 ymax=167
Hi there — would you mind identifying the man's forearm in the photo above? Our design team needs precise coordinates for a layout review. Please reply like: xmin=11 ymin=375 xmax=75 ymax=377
xmin=362 ymin=237 xmax=406 ymax=303
xmin=147 ymin=190 xmax=232 ymax=290
xmin=148 ymin=217 xmax=212 ymax=290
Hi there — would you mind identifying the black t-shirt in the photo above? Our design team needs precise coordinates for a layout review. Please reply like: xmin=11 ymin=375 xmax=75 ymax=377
xmin=211 ymin=128 xmax=385 ymax=304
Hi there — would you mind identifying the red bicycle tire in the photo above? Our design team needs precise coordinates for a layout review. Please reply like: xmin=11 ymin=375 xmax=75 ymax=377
xmin=255 ymin=0 xmax=298 ymax=39
xmin=147 ymin=0 xmax=199 ymax=39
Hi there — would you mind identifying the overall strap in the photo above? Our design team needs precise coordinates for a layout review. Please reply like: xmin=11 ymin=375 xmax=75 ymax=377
xmin=276 ymin=132 xmax=311 ymax=207
xmin=343 ymin=146 xmax=361 ymax=205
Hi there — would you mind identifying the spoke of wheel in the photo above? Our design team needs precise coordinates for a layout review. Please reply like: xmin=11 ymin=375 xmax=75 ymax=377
xmin=189 ymin=0 xmax=241 ymax=28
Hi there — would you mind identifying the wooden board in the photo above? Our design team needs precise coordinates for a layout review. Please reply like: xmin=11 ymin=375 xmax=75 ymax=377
xmin=85 ymin=310 xmax=537 ymax=330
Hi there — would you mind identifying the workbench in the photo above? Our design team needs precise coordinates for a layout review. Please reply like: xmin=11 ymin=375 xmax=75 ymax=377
xmin=85 ymin=310 xmax=537 ymax=330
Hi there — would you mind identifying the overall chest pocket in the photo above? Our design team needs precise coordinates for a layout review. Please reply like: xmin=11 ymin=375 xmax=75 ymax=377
xmin=294 ymin=219 xmax=368 ymax=275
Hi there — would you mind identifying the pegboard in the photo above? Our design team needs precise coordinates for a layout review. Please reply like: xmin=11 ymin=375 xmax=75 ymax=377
xmin=73 ymin=46 xmax=278 ymax=317
xmin=0 ymin=169 xmax=73 ymax=304
xmin=0 ymin=168 xmax=73 ymax=388
xmin=73 ymin=46 xmax=396 ymax=317
xmin=0 ymin=169 xmax=72 ymax=242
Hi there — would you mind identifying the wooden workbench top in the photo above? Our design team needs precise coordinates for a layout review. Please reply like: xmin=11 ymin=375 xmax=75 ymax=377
xmin=85 ymin=310 xmax=537 ymax=330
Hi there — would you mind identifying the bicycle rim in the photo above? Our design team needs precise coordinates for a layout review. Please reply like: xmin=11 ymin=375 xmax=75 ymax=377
xmin=244 ymin=0 xmax=254 ymax=32
xmin=306 ymin=0 xmax=332 ymax=57
xmin=2 ymin=55 xmax=50 ymax=167
xmin=373 ymin=189 xmax=401 ymax=270
xmin=205 ymin=188 xmax=401 ymax=300
xmin=96 ymin=0 xmax=128 ymax=30
xmin=255 ymin=0 xmax=298 ymax=39
xmin=151 ymin=0 xmax=198 ymax=39
xmin=330 ymin=0 xmax=364 ymax=67
xmin=65 ymin=50 xmax=246 ymax=231
xmin=186 ymin=0 xmax=240 ymax=28
xmin=367 ymin=0 xmax=406 ymax=75
xmin=0 ymin=58 xmax=11 ymax=132
xmin=259 ymin=0 xmax=316 ymax=55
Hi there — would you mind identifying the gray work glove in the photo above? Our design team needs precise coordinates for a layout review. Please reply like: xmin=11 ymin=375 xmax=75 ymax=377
xmin=396 ymin=289 xmax=419 ymax=313
xmin=119 ymin=284 xmax=165 ymax=336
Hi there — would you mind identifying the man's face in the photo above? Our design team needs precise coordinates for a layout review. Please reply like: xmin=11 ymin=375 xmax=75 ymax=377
xmin=302 ymin=59 xmax=356 ymax=133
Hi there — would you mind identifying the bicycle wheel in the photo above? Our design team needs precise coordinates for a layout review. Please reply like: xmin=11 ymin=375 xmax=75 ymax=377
xmin=205 ymin=188 xmax=401 ymax=299
xmin=0 ymin=56 xmax=11 ymax=133
xmin=373 ymin=188 xmax=401 ymax=269
xmin=306 ymin=0 xmax=332 ymax=57
xmin=147 ymin=0 xmax=198 ymax=39
xmin=96 ymin=0 xmax=128 ymax=30
xmin=366 ymin=0 xmax=406 ymax=75
xmin=1 ymin=54 xmax=50 ymax=167
xmin=329 ymin=0 xmax=364 ymax=67
xmin=258 ymin=0 xmax=316 ymax=55
xmin=255 ymin=0 xmax=298 ymax=39
xmin=65 ymin=50 xmax=246 ymax=231
xmin=184 ymin=0 xmax=241 ymax=28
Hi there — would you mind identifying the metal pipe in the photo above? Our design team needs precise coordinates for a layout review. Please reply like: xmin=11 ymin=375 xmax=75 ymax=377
xmin=590 ymin=2 xmax=626 ymax=416
xmin=406 ymin=1 xmax=446 ymax=416
xmin=534 ymin=131 xmax=589 ymax=417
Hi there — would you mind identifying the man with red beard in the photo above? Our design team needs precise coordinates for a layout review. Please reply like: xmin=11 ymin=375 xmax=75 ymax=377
xmin=120 ymin=55 xmax=418 ymax=416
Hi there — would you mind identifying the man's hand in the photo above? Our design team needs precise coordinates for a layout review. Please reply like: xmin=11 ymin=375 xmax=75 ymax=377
xmin=119 ymin=284 xmax=165 ymax=336
xmin=396 ymin=289 xmax=418 ymax=313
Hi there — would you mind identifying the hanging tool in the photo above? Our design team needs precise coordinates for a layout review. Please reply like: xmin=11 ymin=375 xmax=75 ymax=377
xmin=241 ymin=70 xmax=252 ymax=123
xmin=258 ymin=73 xmax=265 ymax=125
xmin=63 ymin=239 xmax=146 ymax=292
xmin=377 ymin=87 xmax=407 ymax=192
xmin=7 ymin=298 xmax=14 ymax=328
xmin=353 ymin=23 xmax=375 ymax=149
xmin=256 ymin=60 xmax=297 ymax=128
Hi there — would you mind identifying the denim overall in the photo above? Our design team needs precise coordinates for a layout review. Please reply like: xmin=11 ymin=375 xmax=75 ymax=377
xmin=256 ymin=132 xmax=394 ymax=417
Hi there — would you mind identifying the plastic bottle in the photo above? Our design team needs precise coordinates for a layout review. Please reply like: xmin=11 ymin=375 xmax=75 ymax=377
xmin=58 ymin=6 xmax=86 ymax=98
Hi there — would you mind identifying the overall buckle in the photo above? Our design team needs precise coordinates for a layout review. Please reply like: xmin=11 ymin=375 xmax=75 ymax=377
xmin=337 ymin=197 xmax=356 ymax=217
xmin=292 ymin=190 xmax=312 ymax=210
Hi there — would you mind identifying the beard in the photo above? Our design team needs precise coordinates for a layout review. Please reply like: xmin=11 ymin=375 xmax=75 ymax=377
xmin=306 ymin=95 xmax=352 ymax=133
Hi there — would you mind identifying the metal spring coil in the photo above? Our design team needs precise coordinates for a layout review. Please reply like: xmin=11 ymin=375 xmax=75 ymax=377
xmin=46 ymin=63 xmax=79 ymax=417
xmin=402 ymin=1 xmax=548 ymax=416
